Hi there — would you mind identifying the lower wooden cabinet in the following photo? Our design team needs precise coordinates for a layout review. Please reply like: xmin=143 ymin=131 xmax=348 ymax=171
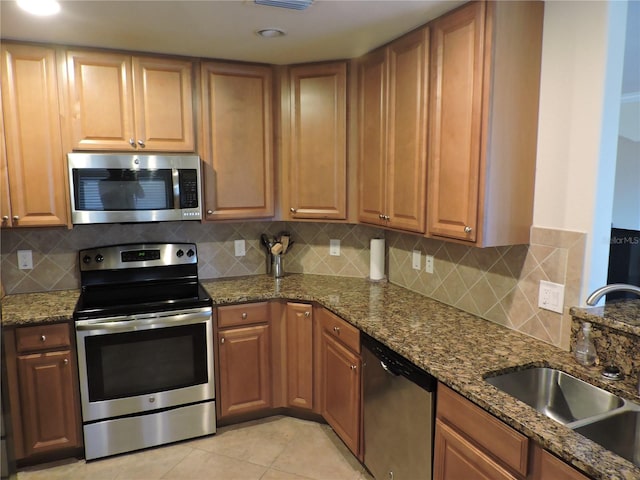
xmin=319 ymin=310 xmax=361 ymax=457
xmin=216 ymin=304 xmax=272 ymax=419
xmin=434 ymin=383 xmax=590 ymax=480
xmin=285 ymin=302 xmax=314 ymax=410
xmin=4 ymin=323 xmax=82 ymax=461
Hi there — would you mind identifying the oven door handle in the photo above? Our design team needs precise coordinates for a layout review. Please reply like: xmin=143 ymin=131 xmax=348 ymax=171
xmin=75 ymin=309 xmax=211 ymax=332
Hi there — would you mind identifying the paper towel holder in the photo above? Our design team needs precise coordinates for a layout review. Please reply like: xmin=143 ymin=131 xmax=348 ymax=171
xmin=367 ymin=275 xmax=388 ymax=283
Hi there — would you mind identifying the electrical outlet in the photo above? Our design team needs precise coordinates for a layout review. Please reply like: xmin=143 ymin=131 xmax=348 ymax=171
xmin=17 ymin=250 xmax=33 ymax=270
xmin=234 ymin=239 xmax=246 ymax=257
xmin=330 ymin=239 xmax=340 ymax=256
xmin=412 ymin=250 xmax=421 ymax=270
xmin=425 ymin=255 xmax=434 ymax=274
xmin=538 ymin=280 xmax=565 ymax=314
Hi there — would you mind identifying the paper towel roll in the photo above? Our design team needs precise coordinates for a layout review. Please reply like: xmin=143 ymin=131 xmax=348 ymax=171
xmin=369 ymin=238 xmax=385 ymax=281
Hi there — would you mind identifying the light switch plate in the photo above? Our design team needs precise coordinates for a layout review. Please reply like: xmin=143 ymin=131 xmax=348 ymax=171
xmin=330 ymin=239 xmax=340 ymax=256
xmin=425 ymin=255 xmax=434 ymax=274
xmin=234 ymin=239 xmax=246 ymax=257
xmin=538 ymin=280 xmax=565 ymax=314
xmin=412 ymin=250 xmax=421 ymax=270
xmin=17 ymin=250 xmax=33 ymax=270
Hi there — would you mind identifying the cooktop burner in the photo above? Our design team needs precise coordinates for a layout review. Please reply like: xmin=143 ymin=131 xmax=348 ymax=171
xmin=74 ymin=242 xmax=212 ymax=320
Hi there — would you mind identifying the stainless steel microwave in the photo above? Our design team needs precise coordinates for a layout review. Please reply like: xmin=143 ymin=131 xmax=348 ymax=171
xmin=67 ymin=153 xmax=202 ymax=224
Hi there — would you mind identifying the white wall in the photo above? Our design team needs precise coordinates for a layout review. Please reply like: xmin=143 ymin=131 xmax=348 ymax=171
xmin=533 ymin=0 xmax=628 ymax=303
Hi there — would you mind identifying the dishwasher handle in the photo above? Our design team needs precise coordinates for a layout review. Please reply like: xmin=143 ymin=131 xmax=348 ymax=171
xmin=362 ymin=332 xmax=437 ymax=392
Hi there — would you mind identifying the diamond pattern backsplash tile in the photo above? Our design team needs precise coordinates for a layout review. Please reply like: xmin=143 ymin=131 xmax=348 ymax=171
xmin=1 ymin=222 xmax=585 ymax=350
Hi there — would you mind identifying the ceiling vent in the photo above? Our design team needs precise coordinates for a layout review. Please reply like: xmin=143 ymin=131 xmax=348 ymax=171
xmin=254 ymin=0 xmax=313 ymax=11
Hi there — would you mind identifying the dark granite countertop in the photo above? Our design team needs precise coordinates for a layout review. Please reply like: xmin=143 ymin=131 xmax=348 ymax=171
xmin=571 ymin=299 xmax=640 ymax=336
xmin=2 ymin=275 xmax=639 ymax=479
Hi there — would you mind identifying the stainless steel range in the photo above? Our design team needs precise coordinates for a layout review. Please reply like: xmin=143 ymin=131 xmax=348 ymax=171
xmin=73 ymin=243 xmax=215 ymax=460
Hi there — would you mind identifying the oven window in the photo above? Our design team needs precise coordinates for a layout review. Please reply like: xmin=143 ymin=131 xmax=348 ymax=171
xmin=73 ymin=168 xmax=173 ymax=210
xmin=84 ymin=323 xmax=208 ymax=402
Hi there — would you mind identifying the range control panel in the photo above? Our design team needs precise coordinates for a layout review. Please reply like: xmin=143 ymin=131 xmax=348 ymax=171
xmin=79 ymin=243 xmax=198 ymax=271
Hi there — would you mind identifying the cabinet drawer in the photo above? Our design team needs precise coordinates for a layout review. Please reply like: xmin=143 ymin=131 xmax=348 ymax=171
xmin=16 ymin=323 xmax=70 ymax=353
xmin=437 ymin=383 xmax=528 ymax=476
xmin=320 ymin=309 xmax=359 ymax=353
xmin=217 ymin=302 xmax=270 ymax=329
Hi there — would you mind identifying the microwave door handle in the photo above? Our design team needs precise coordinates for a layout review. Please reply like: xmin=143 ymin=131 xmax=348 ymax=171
xmin=173 ymin=169 xmax=181 ymax=208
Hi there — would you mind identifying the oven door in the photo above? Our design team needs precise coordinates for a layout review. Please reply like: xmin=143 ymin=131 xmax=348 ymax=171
xmin=75 ymin=307 xmax=214 ymax=423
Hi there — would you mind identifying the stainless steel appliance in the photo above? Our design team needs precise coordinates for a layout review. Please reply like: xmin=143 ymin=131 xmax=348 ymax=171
xmin=362 ymin=333 xmax=437 ymax=480
xmin=73 ymin=243 xmax=215 ymax=460
xmin=67 ymin=153 xmax=202 ymax=224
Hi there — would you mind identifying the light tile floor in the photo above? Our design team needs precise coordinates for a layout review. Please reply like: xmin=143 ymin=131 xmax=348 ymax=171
xmin=17 ymin=416 xmax=374 ymax=480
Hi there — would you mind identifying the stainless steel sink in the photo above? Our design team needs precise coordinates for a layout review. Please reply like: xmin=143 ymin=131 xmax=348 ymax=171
xmin=486 ymin=367 xmax=624 ymax=424
xmin=574 ymin=410 xmax=640 ymax=467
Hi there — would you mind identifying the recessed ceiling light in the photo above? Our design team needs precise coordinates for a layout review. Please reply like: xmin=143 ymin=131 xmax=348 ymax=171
xmin=17 ymin=0 xmax=61 ymax=16
xmin=256 ymin=28 xmax=287 ymax=38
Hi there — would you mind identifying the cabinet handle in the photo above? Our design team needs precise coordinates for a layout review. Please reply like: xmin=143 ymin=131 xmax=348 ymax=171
xmin=378 ymin=214 xmax=384 ymax=219
xmin=40 ymin=335 xmax=46 ymax=342
xmin=350 ymin=365 xmax=357 ymax=370
xmin=129 ymin=138 xmax=136 ymax=148
xmin=12 ymin=215 xmax=19 ymax=222
xmin=464 ymin=226 xmax=473 ymax=233
xmin=333 ymin=326 xmax=340 ymax=334
xmin=63 ymin=358 xmax=69 ymax=366
xmin=384 ymin=215 xmax=390 ymax=221
xmin=241 ymin=312 xmax=248 ymax=319
xmin=137 ymin=140 xmax=146 ymax=148
xmin=304 ymin=311 xmax=310 ymax=318
xmin=290 ymin=207 xmax=297 ymax=213
xmin=220 ymin=337 xmax=225 ymax=344
xmin=2 ymin=215 xmax=8 ymax=222
xmin=207 ymin=210 xmax=213 ymax=215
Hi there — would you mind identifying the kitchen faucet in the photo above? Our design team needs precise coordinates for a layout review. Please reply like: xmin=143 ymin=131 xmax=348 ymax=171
xmin=585 ymin=283 xmax=640 ymax=306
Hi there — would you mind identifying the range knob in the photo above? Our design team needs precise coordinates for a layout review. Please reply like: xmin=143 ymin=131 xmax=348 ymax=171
xmin=82 ymin=255 xmax=92 ymax=264
xmin=186 ymin=249 xmax=195 ymax=257
xmin=176 ymin=249 xmax=184 ymax=258
xmin=95 ymin=254 xmax=104 ymax=263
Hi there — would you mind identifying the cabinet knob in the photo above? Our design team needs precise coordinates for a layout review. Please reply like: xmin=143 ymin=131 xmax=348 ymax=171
xmin=207 ymin=210 xmax=213 ymax=215
xmin=378 ymin=214 xmax=384 ymax=219
xmin=12 ymin=215 xmax=19 ymax=222
xmin=129 ymin=138 xmax=136 ymax=148
xmin=333 ymin=326 xmax=340 ymax=334
xmin=220 ymin=337 xmax=225 ymax=344
xmin=40 ymin=335 xmax=46 ymax=342
xmin=290 ymin=207 xmax=297 ymax=213
xmin=137 ymin=140 xmax=146 ymax=148
xmin=464 ymin=226 xmax=473 ymax=233
xmin=2 ymin=215 xmax=8 ymax=221
xmin=241 ymin=312 xmax=248 ymax=319
xmin=350 ymin=365 xmax=357 ymax=370
xmin=63 ymin=358 xmax=69 ymax=365
xmin=304 ymin=311 xmax=310 ymax=318
xmin=384 ymin=215 xmax=390 ymax=221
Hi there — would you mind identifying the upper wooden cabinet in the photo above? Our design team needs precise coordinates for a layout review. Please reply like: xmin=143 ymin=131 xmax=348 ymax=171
xmin=358 ymin=27 xmax=429 ymax=234
xmin=200 ymin=62 xmax=274 ymax=220
xmin=284 ymin=61 xmax=347 ymax=220
xmin=427 ymin=1 xmax=543 ymax=246
xmin=66 ymin=50 xmax=194 ymax=151
xmin=1 ymin=44 xmax=69 ymax=228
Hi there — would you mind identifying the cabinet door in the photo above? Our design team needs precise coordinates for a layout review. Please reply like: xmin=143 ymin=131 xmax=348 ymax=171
xmin=320 ymin=331 xmax=360 ymax=456
xmin=358 ymin=48 xmax=388 ymax=227
xmin=286 ymin=303 xmax=313 ymax=410
xmin=387 ymin=27 xmax=429 ymax=233
xmin=530 ymin=445 xmax=590 ymax=480
xmin=66 ymin=50 xmax=135 ymax=150
xmin=428 ymin=2 xmax=485 ymax=242
xmin=201 ymin=62 xmax=274 ymax=219
xmin=133 ymin=57 xmax=194 ymax=151
xmin=0 ymin=90 xmax=12 ymax=228
xmin=434 ymin=420 xmax=517 ymax=480
xmin=1 ymin=44 xmax=68 ymax=227
xmin=289 ymin=62 xmax=347 ymax=219
xmin=17 ymin=350 xmax=80 ymax=457
xmin=217 ymin=325 xmax=272 ymax=418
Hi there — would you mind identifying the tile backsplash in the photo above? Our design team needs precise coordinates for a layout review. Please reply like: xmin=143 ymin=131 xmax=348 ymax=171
xmin=1 ymin=223 xmax=585 ymax=350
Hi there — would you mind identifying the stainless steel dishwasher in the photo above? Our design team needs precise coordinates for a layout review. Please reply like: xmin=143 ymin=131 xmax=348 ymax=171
xmin=362 ymin=333 xmax=437 ymax=480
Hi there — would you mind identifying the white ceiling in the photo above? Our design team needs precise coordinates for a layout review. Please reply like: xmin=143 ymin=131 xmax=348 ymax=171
xmin=0 ymin=0 xmax=465 ymax=64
